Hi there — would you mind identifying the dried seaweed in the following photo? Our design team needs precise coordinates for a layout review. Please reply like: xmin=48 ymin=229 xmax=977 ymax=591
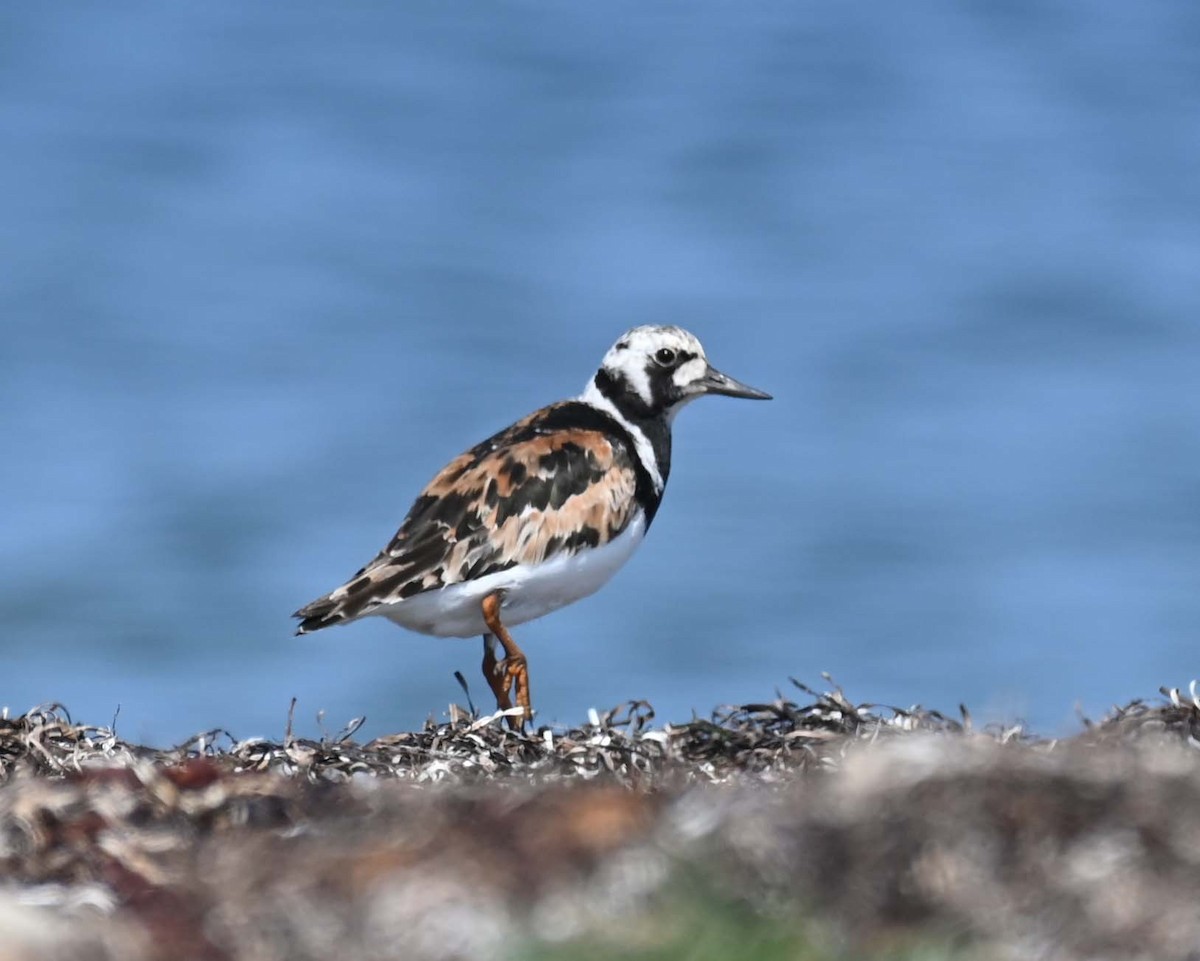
xmin=2 ymin=678 xmax=1196 ymax=787
xmin=2 ymin=680 xmax=1200 ymax=961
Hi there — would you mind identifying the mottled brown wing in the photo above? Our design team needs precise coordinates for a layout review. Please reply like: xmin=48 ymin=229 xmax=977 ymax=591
xmin=293 ymin=406 xmax=639 ymax=633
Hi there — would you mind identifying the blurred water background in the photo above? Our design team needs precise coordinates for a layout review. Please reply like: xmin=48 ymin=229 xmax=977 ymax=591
xmin=2 ymin=4 xmax=1197 ymax=743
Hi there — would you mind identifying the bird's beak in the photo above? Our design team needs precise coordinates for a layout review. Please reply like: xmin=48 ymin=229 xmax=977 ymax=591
xmin=697 ymin=364 xmax=773 ymax=400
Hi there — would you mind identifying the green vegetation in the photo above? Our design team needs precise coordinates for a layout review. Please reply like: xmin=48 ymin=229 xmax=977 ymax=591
xmin=520 ymin=885 xmax=972 ymax=961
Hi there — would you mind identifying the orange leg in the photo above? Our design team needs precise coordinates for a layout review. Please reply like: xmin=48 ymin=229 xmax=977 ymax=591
xmin=481 ymin=634 xmax=512 ymax=712
xmin=481 ymin=591 xmax=531 ymax=726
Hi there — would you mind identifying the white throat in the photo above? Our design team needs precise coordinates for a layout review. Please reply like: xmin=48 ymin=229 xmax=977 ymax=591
xmin=580 ymin=379 xmax=665 ymax=492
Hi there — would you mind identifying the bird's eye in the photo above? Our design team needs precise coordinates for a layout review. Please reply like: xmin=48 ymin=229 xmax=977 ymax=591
xmin=654 ymin=347 xmax=677 ymax=367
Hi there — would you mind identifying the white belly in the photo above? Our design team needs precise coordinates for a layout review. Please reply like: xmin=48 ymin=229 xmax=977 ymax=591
xmin=375 ymin=513 xmax=647 ymax=638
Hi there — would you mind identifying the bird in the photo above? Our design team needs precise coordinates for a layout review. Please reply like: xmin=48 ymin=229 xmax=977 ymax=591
xmin=294 ymin=325 xmax=771 ymax=724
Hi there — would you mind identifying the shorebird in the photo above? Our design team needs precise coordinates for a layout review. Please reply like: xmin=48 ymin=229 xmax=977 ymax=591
xmin=294 ymin=325 xmax=771 ymax=723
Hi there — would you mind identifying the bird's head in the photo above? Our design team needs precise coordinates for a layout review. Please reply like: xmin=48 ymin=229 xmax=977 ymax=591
xmin=587 ymin=325 xmax=771 ymax=423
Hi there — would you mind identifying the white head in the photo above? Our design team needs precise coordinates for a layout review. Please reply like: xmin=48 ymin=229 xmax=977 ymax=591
xmin=583 ymin=325 xmax=771 ymax=424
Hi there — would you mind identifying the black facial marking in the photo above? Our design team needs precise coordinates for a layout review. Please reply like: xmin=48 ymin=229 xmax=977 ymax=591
xmin=592 ymin=369 xmax=672 ymax=513
xmin=593 ymin=368 xmax=649 ymax=418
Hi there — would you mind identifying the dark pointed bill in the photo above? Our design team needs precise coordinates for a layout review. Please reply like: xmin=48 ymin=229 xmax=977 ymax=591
xmin=698 ymin=365 xmax=773 ymax=400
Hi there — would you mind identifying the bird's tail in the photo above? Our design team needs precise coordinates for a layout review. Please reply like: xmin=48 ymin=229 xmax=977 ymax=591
xmin=292 ymin=593 xmax=347 ymax=635
xmin=294 ymin=551 xmax=406 ymax=635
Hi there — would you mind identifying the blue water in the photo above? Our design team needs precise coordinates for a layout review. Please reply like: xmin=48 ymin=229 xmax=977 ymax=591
xmin=2 ymin=4 xmax=1197 ymax=743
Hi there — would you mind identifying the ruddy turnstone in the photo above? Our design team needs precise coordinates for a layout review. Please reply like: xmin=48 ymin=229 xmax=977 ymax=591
xmin=294 ymin=325 xmax=770 ymax=723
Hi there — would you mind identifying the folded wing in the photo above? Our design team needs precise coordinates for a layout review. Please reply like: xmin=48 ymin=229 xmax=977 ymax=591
xmin=294 ymin=403 xmax=640 ymax=634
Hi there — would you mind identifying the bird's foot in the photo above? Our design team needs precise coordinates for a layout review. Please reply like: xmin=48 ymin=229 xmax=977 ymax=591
xmin=500 ymin=654 xmax=531 ymax=729
xmin=483 ymin=649 xmax=513 ymax=713
xmin=483 ymin=650 xmax=529 ymax=730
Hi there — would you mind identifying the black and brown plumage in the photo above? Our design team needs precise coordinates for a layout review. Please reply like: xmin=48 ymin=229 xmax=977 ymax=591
xmin=294 ymin=325 xmax=770 ymax=722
